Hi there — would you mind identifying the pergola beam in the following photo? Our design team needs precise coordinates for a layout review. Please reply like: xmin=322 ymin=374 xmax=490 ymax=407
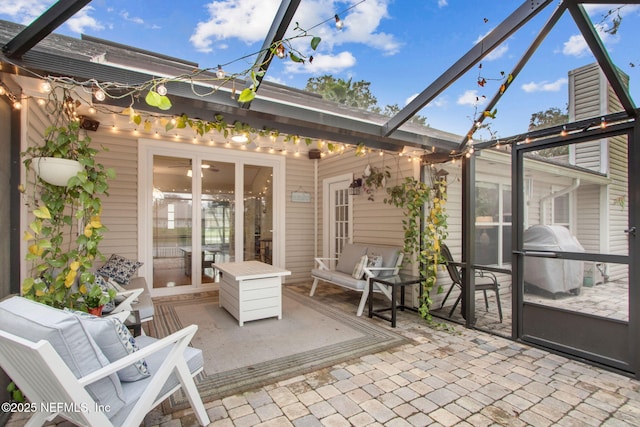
xmin=567 ymin=3 xmax=637 ymax=115
xmin=1 ymin=0 xmax=92 ymax=59
xmin=381 ymin=0 xmax=553 ymax=137
xmin=240 ymin=0 xmax=301 ymax=108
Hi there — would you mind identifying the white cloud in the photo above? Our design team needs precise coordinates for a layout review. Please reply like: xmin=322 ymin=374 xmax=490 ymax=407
xmin=189 ymin=0 xmax=401 ymax=58
xmin=474 ymin=29 xmax=508 ymax=61
xmin=438 ymin=0 xmax=448 ymax=7
xmin=426 ymin=96 xmax=448 ymax=108
xmin=66 ymin=7 xmax=104 ymax=34
xmin=457 ymin=90 xmax=485 ymax=107
xmin=0 ymin=0 xmax=50 ymax=24
xmin=190 ymin=0 xmax=280 ymax=53
xmin=521 ymin=78 xmax=567 ymax=93
xmin=120 ymin=11 xmax=144 ymax=25
xmin=562 ymin=24 xmax=616 ymax=57
xmin=284 ymin=51 xmax=356 ymax=75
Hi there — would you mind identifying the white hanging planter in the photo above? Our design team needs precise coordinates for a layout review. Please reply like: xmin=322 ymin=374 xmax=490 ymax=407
xmin=33 ymin=157 xmax=84 ymax=186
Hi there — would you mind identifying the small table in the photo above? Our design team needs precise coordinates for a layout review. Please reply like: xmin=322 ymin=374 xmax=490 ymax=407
xmin=124 ymin=310 xmax=142 ymax=337
xmin=368 ymin=274 xmax=422 ymax=327
xmin=216 ymin=261 xmax=291 ymax=326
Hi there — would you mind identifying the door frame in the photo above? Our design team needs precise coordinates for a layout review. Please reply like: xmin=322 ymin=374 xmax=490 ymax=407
xmin=512 ymin=122 xmax=638 ymax=377
xmin=138 ymin=139 xmax=286 ymax=296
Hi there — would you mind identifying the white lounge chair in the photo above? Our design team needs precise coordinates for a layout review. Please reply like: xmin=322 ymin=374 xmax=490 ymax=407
xmin=0 ymin=296 xmax=210 ymax=427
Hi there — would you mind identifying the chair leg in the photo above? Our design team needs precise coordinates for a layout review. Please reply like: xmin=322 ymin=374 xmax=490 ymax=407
xmin=440 ymin=283 xmax=457 ymax=308
xmin=494 ymin=286 xmax=503 ymax=323
xmin=356 ymin=287 xmax=369 ymax=317
xmin=449 ymin=294 xmax=462 ymax=318
xmin=482 ymin=290 xmax=489 ymax=311
xmin=310 ymin=278 xmax=319 ymax=296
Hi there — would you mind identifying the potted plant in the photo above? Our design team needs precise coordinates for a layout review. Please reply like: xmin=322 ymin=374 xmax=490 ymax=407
xmin=82 ymin=282 xmax=116 ymax=316
xmin=362 ymin=165 xmax=390 ymax=201
xmin=20 ymin=89 xmax=116 ymax=309
xmin=385 ymin=175 xmax=448 ymax=321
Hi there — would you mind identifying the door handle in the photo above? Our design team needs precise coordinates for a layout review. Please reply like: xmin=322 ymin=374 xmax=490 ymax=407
xmin=624 ymin=227 xmax=636 ymax=236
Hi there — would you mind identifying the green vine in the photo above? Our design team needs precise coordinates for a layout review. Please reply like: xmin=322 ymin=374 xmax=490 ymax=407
xmin=21 ymin=90 xmax=116 ymax=310
xmin=385 ymin=176 xmax=448 ymax=321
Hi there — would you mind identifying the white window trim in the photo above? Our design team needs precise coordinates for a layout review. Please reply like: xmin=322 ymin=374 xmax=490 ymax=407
xmin=138 ymin=139 xmax=286 ymax=297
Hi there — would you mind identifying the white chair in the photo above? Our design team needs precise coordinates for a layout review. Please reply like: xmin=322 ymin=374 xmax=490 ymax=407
xmin=0 ymin=297 xmax=210 ymax=427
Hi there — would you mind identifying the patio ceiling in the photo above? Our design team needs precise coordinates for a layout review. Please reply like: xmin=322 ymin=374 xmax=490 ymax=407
xmin=0 ymin=0 xmax=638 ymax=156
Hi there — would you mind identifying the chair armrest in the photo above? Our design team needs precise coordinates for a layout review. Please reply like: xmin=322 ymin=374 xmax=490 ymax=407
xmin=106 ymin=311 xmax=131 ymax=323
xmin=476 ymin=269 xmax=498 ymax=284
xmin=314 ymin=257 xmax=338 ymax=270
xmin=363 ymin=266 xmax=400 ymax=278
xmin=78 ymin=324 xmax=198 ymax=386
xmin=109 ymin=288 xmax=145 ymax=314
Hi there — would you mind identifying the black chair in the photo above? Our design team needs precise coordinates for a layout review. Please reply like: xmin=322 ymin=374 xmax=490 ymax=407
xmin=439 ymin=244 xmax=503 ymax=322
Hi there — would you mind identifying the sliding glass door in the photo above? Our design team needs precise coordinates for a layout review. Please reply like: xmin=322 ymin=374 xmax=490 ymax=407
xmin=142 ymin=141 xmax=283 ymax=294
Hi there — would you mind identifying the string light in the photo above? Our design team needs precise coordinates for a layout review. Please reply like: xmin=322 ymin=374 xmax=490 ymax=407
xmin=156 ymin=83 xmax=167 ymax=96
xmin=276 ymin=44 xmax=286 ymax=59
xmin=216 ymin=65 xmax=225 ymax=79
xmin=40 ymin=81 xmax=52 ymax=93
xmin=334 ymin=14 xmax=344 ymax=29
xmin=560 ymin=125 xmax=567 ymax=137
xmin=600 ymin=117 xmax=607 ymax=129
xmin=94 ymin=88 xmax=106 ymax=101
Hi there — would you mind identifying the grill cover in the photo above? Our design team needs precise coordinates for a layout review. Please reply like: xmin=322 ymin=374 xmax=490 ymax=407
xmin=523 ymin=225 xmax=584 ymax=294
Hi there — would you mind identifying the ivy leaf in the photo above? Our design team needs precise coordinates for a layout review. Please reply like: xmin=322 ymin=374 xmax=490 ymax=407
xmin=145 ymin=90 xmax=162 ymax=107
xmin=157 ymin=95 xmax=172 ymax=110
xmin=133 ymin=114 xmax=142 ymax=125
xmin=143 ymin=120 xmax=152 ymax=133
xmin=311 ymin=36 xmax=321 ymax=50
xmin=289 ymin=52 xmax=303 ymax=63
xmin=165 ymin=122 xmax=175 ymax=132
xmin=238 ymin=88 xmax=256 ymax=103
xmin=33 ymin=205 xmax=51 ymax=219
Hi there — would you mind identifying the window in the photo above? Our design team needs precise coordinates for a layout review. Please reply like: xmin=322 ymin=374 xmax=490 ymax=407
xmin=475 ymin=181 xmax=512 ymax=266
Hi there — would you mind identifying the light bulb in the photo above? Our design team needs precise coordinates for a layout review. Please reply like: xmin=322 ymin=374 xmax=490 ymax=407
xmin=334 ymin=14 xmax=344 ymax=29
xmin=216 ymin=65 xmax=225 ymax=79
xmin=40 ymin=81 xmax=52 ymax=93
xmin=561 ymin=126 xmax=567 ymax=137
xmin=94 ymin=89 xmax=106 ymax=101
xmin=88 ymin=106 xmax=96 ymax=114
xmin=13 ymin=100 xmax=22 ymax=110
xmin=600 ymin=117 xmax=607 ymax=129
xmin=276 ymin=44 xmax=285 ymax=59
xmin=0 ymin=85 xmax=5 ymax=96
xmin=156 ymin=84 xmax=167 ymax=96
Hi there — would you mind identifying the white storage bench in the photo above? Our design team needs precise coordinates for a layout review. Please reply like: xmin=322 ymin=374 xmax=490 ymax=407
xmin=310 ymin=243 xmax=403 ymax=316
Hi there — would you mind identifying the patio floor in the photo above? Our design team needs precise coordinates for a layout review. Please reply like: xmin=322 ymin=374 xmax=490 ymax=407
xmin=10 ymin=282 xmax=639 ymax=427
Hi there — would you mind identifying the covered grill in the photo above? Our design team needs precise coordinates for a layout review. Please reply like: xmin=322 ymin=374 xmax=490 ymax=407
xmin=523 ymin=225 xmax=584 ymax=295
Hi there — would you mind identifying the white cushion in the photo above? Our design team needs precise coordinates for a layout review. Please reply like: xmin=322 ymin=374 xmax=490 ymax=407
xmin=0 ymin=297 xmax=126 ymax=412
xmin=367 ymin=255 xmax=383 ymax=277
xmin=67 ymin=310 xmax=150 ymax=382
xmin=352 ymin=255 xmax=368 ymax=279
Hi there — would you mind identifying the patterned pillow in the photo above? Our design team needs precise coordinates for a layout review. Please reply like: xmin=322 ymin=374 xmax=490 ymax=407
xmin=95 ymin=274 xmax=115 ymax=313
xmin=97 ymin=254 xmax=143 ymax=285
xmin=352 ymin=255 xmax=368 ymax=279
xmin=67 ymin=309 xmax=150 ymax=382
xmin=367 ymin=255 xmax=383 ymax=277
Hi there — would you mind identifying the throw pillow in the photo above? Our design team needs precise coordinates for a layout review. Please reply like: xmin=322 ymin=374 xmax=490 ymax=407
xmin=68 ymin=309 xmax=151 ymax=382
xmin=367 ymin=255 xmax=383 ymax=277
xmin=97 ymin=254 xmax=143 ymax=285
xmin=352 ymin=255 xmax=368 ymax=279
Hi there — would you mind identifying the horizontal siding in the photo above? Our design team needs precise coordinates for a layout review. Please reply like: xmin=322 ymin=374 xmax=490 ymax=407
xmin=285 ymin=156 xmax=315 ymax=284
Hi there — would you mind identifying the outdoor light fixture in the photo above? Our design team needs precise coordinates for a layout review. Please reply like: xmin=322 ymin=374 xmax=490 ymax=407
xmin=334 ymin=14 xmax=344 ymax=29
xmin=348 ymin=178 xmax=362 ymax=195
xmin=231 ymin=134 xmax=249 ymax=143
xmin=216 ymin=65 xmax=225 ymax=79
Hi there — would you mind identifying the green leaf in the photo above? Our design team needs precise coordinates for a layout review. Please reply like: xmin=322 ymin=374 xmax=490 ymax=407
xmin=33 ymin=206 xmax=51 ymax=219
xmin=158 ymin=96 xmax=172 ymax=111
xmin=289 ymin=52 xmax=303 ymax=63
xmin=238 ymin=88 xmax=256 ymax=103
xmin=145 ymin=90 xmax=162 ymax=107
xmin=311 ymin=36 xmax=321 ymax=50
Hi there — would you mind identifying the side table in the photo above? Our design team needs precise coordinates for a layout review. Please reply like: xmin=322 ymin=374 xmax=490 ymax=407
xmin=124 ymin=310 xmax=142 ymax=337
xmin=368 ymin=274 xmax=422 ymax=327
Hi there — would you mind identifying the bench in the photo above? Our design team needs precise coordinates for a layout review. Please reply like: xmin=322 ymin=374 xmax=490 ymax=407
xmin=310 ymin=243 xmax=404 ymax=316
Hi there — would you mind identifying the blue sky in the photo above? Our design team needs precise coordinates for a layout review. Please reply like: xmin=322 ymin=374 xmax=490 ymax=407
xmin=2 ymin=1 xmax=639 ymax=140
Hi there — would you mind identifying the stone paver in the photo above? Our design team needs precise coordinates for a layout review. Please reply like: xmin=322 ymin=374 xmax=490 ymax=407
xmin=17 ymin=284 xmax=639 ymax=427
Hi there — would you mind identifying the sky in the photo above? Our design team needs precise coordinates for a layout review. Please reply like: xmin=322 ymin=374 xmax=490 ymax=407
xmin=1 ymin=0 xmax=639 ymax=140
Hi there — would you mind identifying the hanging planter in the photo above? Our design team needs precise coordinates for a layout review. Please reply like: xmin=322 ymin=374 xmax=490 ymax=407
xmin=33 ymin=157 xmax=84 ymax=186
